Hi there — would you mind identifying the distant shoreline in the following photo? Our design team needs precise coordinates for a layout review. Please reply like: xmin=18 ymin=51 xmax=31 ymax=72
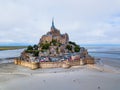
xmin=0 ymin=57 xmax=18 ymax=60
xmin=0 ymin=46 xmax=27 ymax=51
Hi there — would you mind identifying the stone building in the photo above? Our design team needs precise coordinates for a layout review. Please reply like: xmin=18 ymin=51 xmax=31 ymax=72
xmin=39 ymin=19 xmax=69 ymax=44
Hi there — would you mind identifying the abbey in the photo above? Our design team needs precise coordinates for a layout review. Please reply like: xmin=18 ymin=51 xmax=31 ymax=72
xmin=38 ymin=19 xmax=73 ymax=56
xmin=39 ymin=19 xmax=69 ymax=44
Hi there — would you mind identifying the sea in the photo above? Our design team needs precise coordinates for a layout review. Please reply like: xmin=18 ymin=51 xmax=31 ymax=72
xmin=84 ymin=45 xmax=120 ymax=68
xmin=0 ymin=45 xmax=120 ymax=68
xmin=0 ymin=49 xmax=24 ymax=64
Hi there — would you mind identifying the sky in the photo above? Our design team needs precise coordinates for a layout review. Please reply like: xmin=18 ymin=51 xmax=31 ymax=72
xmin=0 ymin=0 xmax=120 ymax=45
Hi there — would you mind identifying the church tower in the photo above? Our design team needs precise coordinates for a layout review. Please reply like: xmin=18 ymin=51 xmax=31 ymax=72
xmin=50 ymin=18 xmax=60 ymax=36
xmin=51 ymin=18 xmax=55 ymax=29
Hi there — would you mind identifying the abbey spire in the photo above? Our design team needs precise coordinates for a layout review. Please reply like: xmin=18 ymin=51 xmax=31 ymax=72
xmin=51 ymin=18 xmax=55 ymax=29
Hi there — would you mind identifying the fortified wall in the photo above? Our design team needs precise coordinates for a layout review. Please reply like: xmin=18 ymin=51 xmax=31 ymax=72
xmin=14 ymin=57 xmax=94 ymax=70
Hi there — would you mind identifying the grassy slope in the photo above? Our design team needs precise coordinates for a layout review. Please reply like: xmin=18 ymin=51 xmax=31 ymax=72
xmin=0 ymin=46 xmax=27 ymax=50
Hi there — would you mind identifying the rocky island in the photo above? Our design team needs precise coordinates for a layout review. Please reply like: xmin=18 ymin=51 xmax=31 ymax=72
xmin=14 ymin=19 xmax=94 ymax=69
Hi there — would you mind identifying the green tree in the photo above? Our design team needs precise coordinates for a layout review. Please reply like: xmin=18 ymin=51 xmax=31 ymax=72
xmin=33 ymin=44 xmax=38 ymax=50
xmin=27 ymin=45 xmax=33 ymax=50
xmin=66 ymin=45 xmax=72 ymax=51
xmin=74 ymin=45 xmax=80 ymax=52
xmin=33 ymin=50 xmax=39 ymax=56
xmin=25 ymin=50 xmax=33 ymax=53
xmin=42 ymin=43 xmax=50 ymax=50
xmin=69 ymin=41 xmax=77 ymax=46
xmin=51 ymin=39 xmax=57 ymax=46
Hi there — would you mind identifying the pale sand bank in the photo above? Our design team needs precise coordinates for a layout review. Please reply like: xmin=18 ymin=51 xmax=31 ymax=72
xmin=0 ymin=63 xmax=120 ymax=90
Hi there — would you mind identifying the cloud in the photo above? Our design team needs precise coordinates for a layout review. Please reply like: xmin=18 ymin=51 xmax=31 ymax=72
xmin=0 ymin=0 xmax=120 ymax=44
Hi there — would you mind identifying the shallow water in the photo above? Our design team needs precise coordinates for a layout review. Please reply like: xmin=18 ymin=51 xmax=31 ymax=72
xmin=0 ymin=49 xmax=24 ymax=59
xmin=0 ymin=49 xmax=24 ymax=64
xmin=85 ymin=46 xmax=120 ymax=59
xmin=85 ymin=45 xmax=120 ymax=68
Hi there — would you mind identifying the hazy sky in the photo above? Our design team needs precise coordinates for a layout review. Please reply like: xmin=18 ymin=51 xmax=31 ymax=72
xmin=0 ymin=0 xmax=120 ymax=45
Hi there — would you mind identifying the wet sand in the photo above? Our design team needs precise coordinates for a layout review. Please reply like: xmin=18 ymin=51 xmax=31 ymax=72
xmin=0 ymin=62 xmax=120 ymax=90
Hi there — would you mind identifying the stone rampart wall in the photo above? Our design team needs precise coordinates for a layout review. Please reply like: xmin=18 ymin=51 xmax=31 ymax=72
xmin=39 ymin=62 xmax=63 ymax=68
xmin=68 ymin=60 xmax=81 ymax=66
xmin=14 ymin=58 xmax=94 ymax=70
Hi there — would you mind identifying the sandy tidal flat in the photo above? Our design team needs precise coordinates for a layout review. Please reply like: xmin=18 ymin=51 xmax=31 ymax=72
xmin=0 ymin=63 xmax=120 ymax=90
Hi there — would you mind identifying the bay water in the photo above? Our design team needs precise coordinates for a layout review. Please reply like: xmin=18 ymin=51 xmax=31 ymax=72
xmin=0 ymin=49 xmax=24 ymax=64
xmin=0 ymin=46 xmax=120 ymax=69
xmin=84 ymin=45 xmax=120 ymax=68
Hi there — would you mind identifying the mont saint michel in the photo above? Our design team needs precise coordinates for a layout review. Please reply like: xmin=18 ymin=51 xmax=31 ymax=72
xmin=1 ymin=0 xmax=120 ymax=90
xmin=14 ymin=19 xmax=94 ymax=69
